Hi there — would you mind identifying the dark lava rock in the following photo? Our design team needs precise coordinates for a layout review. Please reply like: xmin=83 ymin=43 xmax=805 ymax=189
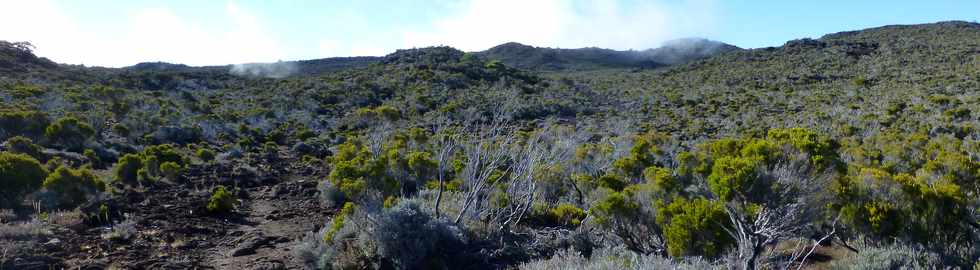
xmin=228 ymin=233 xmax=274 ymax=257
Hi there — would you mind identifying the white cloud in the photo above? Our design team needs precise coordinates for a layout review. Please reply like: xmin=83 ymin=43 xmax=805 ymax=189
xmin=0 ymin=0 xmax=286 ymax=67
xmin=0 ymin=0 xmax=88 ymax=64
xmin=402 ymin=0 xmax=717 ymax=51
xmin=0 ymin=0 xmax=718 ymax=66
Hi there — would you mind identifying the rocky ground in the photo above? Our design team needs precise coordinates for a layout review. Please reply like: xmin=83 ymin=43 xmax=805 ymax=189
xmin=1 ymin=151 xmax=332 ymax=270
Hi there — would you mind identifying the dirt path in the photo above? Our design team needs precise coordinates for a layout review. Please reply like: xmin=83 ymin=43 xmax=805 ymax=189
xmin=2 ymin=153 xmax=332 ymax=269
xmin=208 ymin=177 xmax=328 ymax=270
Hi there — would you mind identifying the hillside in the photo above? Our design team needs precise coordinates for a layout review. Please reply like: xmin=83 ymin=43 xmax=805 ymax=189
xmin=476 ymin=38 xmax=739 ymax=71
xmin=0 ymin=21 xmax=978 ymax=269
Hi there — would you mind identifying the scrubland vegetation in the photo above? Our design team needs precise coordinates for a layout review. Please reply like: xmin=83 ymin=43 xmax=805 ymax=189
xmin=1 ymin=21 xmax=980 ymax=269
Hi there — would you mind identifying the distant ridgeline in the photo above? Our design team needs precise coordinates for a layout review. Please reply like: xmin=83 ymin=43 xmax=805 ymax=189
xmin=105 ymin=38 xmax=738 ymax=78
xmin=475 ymin=38 xmax=740 ymax=71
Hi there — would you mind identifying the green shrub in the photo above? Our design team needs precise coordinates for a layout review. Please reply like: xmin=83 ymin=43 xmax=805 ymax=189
xmin=137 ymin=167 xmax=153 ymax=182
xmin=112 ymin=123 xmax=130 ymax=137
xmin=44 ymin=117 xmax=95 ymax=151
xmin=196 ymin=148 xmax=216 ymax=163
xmin=141 ymin=144 xmax=184 ymax=170
xmin=0 ymin=152 xmax=48 ymax=208
xmin=707 ymin=156 xmax=759 ymax=201
xmin=207 ymin=185 xmax=235 ymax=213
xmin=159 ymin=161 xmax=182 ymax=181
xmin=425 ymin=179 xmax=462 ymax=191
xmin=0 ymin=109 xmax=50 ymax=140
xmin=42 ymin=165 xmax=105 ymax=209
xmin=8 ymin=82 xmax=44 ymax=98
xmin=643 ymin=166 xmax=676 ymax=193
xmin=327 ymin=140 xmax=392 ymax=200
xmin=294 ymin=126 xmax=316 ymax=141
xmin=851 ymin=75 xmax=869 ymax=87
xmin=113 ymin=154 xmax=143 ymax=184
xmin=406 ymin=151 xmax=436 ymax=176
xmin=655 ymin=197 xmax=732 ymax=258
xmin=549 ymin=203 xmax=586 ymax=227
xmin=597 ymin=174 xmax=627 ymax=191
xmin=5 ymin=136 xmax=43 ymax=160
xmin=766 ymin=127 xmax=835 ymax=166
xmin=590 ymin=191 xmax=637 ymax=226
xmin=83 ymin=149 xmax=99 ymax=166
xmin=324 ymin=202 xmax=355 ymax=243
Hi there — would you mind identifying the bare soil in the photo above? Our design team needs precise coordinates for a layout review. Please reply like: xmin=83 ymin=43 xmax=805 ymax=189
xmin=2 ymin=153 xmax=332 ymax=270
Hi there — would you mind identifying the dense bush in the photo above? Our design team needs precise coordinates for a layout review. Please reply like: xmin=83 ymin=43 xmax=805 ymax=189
xmin=371 ymin=201 xmax=467 ymax=268
xmin=546 ymin=203 xmax=587 ymax=227
xmin=0 ymin=152 xmax=48 ymax=208
xmin=326 ymin=140 xmax=394 ymax=201
xmin=113 ymin=154 xmax=143 ymax=185
xmin=41 ymin=165 xmax=105 ymax=209
xmin=44 ymin=117 xmax=95 ymax=151
xmin=300 ymin=200 xmax=469 ymax=270
xmin=655 ymin=197 xmax=731 ymax=258
xmin=0 ymin=109 xmax=50 ymax=141
xmin=141 ymin=144 xmax=185 ymax=175
xmin=4 ymin=136 xmax=44 ymax=161
xmin=112 ymin=145 xmax=186 ymax=185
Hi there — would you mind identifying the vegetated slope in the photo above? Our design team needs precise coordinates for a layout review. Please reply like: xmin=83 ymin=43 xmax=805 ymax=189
xmin=640 ymin=37 xmax=742 ymax=65
xmin=600 ymin=20 xmax=980 ymax=139
xmin=476 ymin=38 xmax=739 ymax=71
xmin=0 ymin=21 xmax=978 ymax=270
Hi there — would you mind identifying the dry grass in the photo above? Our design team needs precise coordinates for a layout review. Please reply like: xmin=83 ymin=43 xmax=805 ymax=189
xmin=101 ymin=216 xmax=137 ymax=242
xmin=47 ymin=209 xmax=84 ymax=227
xmin=519 ymin=246 xmax=723 ymax=270
xmin=0 ymin=219 xmax=50 ymax=240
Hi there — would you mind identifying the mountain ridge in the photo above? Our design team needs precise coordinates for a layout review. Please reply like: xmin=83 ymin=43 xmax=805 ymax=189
xmin=114 ymin=37 xmax=739 ymax=76
xmin=474 ymin=38 xmax=739 ymax=71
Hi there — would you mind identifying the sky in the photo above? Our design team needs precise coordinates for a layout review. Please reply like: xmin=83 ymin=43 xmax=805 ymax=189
xmin=0 ymin=0 xmax=977 ymax=67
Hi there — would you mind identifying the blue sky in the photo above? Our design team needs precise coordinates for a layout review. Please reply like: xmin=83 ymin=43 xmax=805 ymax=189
xmin=0 ymin=0 xmax=976 ymax=67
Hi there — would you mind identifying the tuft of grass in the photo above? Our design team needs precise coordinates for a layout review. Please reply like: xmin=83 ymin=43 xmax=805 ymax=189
xmin=101 ymin=217 xmax=137 ymax=242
